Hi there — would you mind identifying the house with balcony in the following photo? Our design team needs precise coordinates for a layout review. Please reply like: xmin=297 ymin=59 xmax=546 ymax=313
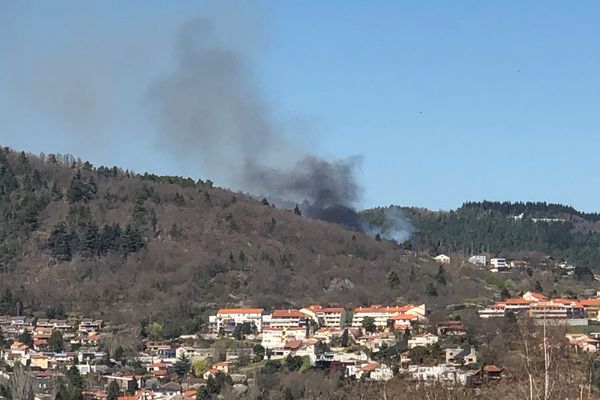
xmin=300 ymin=305 xmax=346 ymax=328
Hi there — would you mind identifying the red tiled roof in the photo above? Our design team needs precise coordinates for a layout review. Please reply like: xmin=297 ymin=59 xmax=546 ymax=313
xmin=483 ymin=365 xmax=503 ymax=373
xmin=353 ymin=304 xmax=415 ymax=314
xmin=304 ymin=305 xmax=344 ymax=313
xmin=271 ymin=309 xmax=305 ymax=318
xmin=284 ymin=340 xmax=303 ymax=349
xmin=580 ymin=299 xmax=600 ymax=307
xmin=217 ymin=308 xmax=263 ymax=315
xmin=524 ymin=291 xmax=548 ymax=300
xmin=550 ymin=298 xmax=576 ymax=304
xmin=504 ymin=298 xmax=532 ymax=305
xmin=360 ymin=362 xmax=380 ymax=372
xmin=391 ymin=313 xmax=417 ymax=321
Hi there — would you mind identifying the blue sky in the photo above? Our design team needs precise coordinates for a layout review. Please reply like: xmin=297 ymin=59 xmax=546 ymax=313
xmin=1 ymin=1 xmax=599 ymax=211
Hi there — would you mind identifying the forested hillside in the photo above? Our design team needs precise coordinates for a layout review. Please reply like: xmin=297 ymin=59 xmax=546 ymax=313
xmin=364 ymin=201 xmax=600 ymax=268
xmin=0 ymin=146 xmax=502 ymax=337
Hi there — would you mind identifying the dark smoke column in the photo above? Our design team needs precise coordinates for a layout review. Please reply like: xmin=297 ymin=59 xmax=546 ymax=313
xmin=148 ymin=18 xmax=365 ymax=229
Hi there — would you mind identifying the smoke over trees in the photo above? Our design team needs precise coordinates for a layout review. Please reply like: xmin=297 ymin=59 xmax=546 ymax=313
xmin=148 ymin=18 xmax=364 ymax=229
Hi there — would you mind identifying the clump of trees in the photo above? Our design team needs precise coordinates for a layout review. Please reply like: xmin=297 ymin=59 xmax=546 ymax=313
xmin=47 ymin=221 xmax=144 ymax=261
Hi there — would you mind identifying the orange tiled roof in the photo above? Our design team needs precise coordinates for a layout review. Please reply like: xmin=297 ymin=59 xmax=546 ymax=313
xmin=284 ymin=340 xmax=303 ymax=349
xmin=550 ymin=298 xmax=576 ymax=305
xmin=504 ymin=298 xmax=532 ymax=305
xmin=483 ymin=365 xmax=503 ymax=373
xmin=524 ymin=291 xmax=548 ymax=300
xmin=353 ymin=304 xmax=414 ymax=314
xmin=304 ymin=305 xmax=345 ymax=313
xmin=580 ymin=299 xmax=600 ymax=307
xmin=391 ymin=313 xmax=417 ymax=321
xmin=271 ymin=309 xmax=305 ymax=318
xmin=217 ymin=308 xmax=264 ymax=315
xmin=360 ymin=362 xmax=380 ymax=372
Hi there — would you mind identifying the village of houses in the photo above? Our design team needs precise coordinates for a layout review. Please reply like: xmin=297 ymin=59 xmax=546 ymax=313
xmin=3 ymin=253 xmax=600 ymax=399
xmin=0 ymin=301 xmax=503 ymax=400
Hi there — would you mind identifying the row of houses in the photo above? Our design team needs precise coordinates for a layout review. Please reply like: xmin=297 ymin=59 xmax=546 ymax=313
xmin=478 ymin=291 xmax=600 ymax=322
xmin=0 ymin=316 xmax=103 ymax=346
xmin=207 ymin=303 xmax=427 ymax=336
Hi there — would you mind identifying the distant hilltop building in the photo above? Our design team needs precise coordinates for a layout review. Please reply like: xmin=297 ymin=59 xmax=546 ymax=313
xmin=468 ymin=255 xmax=487 ymax=266
xmin=490 ymin=258 xmax=508 ymax=272
xmin=434 ymin=254 xmax=450 ymax=264
xmin=509 ymin=213 xmax=566 ymax=223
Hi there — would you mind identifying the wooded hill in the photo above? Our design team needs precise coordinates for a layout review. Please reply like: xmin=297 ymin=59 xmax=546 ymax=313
xmin=1 ymin=145 xmax=597 ymax=338
xmin=1 ymin=145 xmax=501 ymax=337
xmin=363 ymin=201 xmax=600 ymax=269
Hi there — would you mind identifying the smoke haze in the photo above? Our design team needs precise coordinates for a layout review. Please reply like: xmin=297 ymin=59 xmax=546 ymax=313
xmin=149 ymin=18 xmax=364 ymax=227
xmin=364 ymin=207 xmax=415 ymax=243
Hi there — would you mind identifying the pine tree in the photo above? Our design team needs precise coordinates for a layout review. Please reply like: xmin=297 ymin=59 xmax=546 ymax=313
xmin=426 ymin=282 xmax=439 ymax=297
xmin=387 ymin=270 xmax=401 ymax=289
xmin=341 ymin=328 xmax=349 ymax=347
xmin=80 ymin=223 xmax=100 ymax=257
xmin=48 ymin=222 xmax=75 ymax=261
xmin=18 ymin=331 xmax=33 ymax=347
xmin=435 ymin=265 xmax=447 ymax=285
xmin=48 ymin=330 xmax=64 ymax=352
xmin=173 ymin=353 xmax=191 ymax=381
xmin=51 ymin=182 xmax=63 ymax=200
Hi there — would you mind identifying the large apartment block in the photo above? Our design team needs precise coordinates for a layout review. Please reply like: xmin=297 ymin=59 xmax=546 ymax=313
xmin=300 ymin=305 xmax=346 ymax=328
xmin=208 ymin=308 xmax=265 ymax=334
xmin=351 ymin=304 xmax=426 ymax=328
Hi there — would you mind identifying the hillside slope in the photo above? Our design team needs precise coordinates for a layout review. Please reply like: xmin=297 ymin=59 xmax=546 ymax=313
xmin=363 ymin=201 xmax=600 ymax=268
xmin=0 ymin=146 xmax=499 ymax=335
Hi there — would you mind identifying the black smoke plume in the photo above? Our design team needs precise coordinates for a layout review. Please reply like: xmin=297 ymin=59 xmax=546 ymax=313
xmin=149 ymin=18 xmax=364 ymax=228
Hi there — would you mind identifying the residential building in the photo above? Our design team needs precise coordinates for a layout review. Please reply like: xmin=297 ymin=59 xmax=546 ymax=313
xmin=349 ymin=362 xmax=393 ymax=381
xmin=351 ymin=304 xmax=426 ymax=328
xmin=300 ymin=305 xmax=346 ymax=328
xmin=468 ymin=255 xmax=487 ymax=266
xmin=479 ymin=294 xmax=588 ymax=320
xmin=509 ymin=260 xmax=529 ymax=268
xmin=434 ymin=254 xmax=451 ymax=264
xmin=566 ymin=334 xmax=600 ymax=353
xmin=265 ymin=309 xmax=309 ymax=329
xmin=408 ymin=364 xmax=477 ymax=386
xmin=261 ymin=327 xmax=306 ymax=349
xmin=436 ymin=321 xmax=466 ymax=336
xmin=490 ymin=258 xmax=509 ymax=272
xmin=208 ymin=308 xmax=264 ymax=334
xmin=522 ymin=291 xmax=548 ymax=302
xmin=445 ymin=347 xmax=477 ymax=366
xmin=390 ymin=313 xmax=418 ymax=330
xmin=407 ymin=333 xmax=439 ymax=349
xmin=480 ymin=365 xmax=503 ymax=380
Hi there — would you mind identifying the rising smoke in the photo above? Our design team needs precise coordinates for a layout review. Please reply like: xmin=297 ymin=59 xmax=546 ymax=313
xmin=363 ymin=207 xmax=415 ymax=243
xmin=148 ymin=18 xmax=366 ymax=229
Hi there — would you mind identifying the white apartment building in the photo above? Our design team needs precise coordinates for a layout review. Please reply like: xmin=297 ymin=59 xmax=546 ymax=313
xmin=208 ymin=308 xmax=264 ymax=334
xmin=261 ymin=327 xmax=306 ymax=349
xmin=407 ymin=333 xmax=439 ymax=349
xmin=264 ymin=309 xmax=308 ymax=329
xmin=468 ymin=255 xmax=487 ymax=266
xmin=351 ymin=304 xmax=426 ymax=328
xmin=300 ymin=305 xmax=346 ymax=328
xmin=490 ymin=258 xmax=508 ymax=271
